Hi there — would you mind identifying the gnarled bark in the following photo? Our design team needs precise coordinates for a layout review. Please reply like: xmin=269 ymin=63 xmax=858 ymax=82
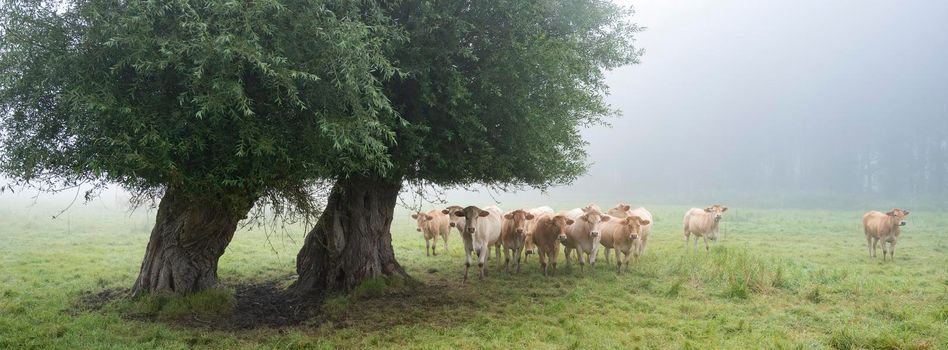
xmin=131 ymin=188 xmax=253 ymax=297
xmin=292 ymin=176 xmax=408 ymax=298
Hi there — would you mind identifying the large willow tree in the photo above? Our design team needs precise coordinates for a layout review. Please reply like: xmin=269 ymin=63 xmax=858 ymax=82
xmin=292 ymin=0 xmax=642 ymax=297
xmin=0 ymin=0 xmax=403 ymax=296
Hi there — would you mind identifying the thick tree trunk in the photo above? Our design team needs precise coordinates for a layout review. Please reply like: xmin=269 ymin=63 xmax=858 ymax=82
xmin=131 ymin=188 xmax=253 ymax=297
xmin=292 ymin=176 xmax=408 ymax=298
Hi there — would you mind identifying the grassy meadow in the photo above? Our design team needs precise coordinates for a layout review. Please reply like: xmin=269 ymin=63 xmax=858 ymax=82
xmin=0 ymin=202 xmax=946 ymax=349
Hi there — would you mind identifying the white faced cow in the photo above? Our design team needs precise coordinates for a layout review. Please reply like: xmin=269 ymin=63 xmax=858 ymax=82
xmin=562 ymin=205 xmax=610 ymax=271
xmin=683 ymin=204 xmax=728 ymax=251
xmin=453 ymin=205 xmax=503 ymax=283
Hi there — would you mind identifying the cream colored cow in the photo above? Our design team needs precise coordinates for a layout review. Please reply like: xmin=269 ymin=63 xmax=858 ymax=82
xmin=683 ymin=205 xmax=728 ymax=251
xmin=863 ymin=208 xmax=909 ymax=261
xmin=411 ymin=210 xmax=450 ymax=256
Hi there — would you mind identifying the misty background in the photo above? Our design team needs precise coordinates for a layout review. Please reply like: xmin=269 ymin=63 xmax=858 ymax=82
xmin=3 ymin=0 xmax=948 ymax=212
xmin=442 ymin=0 xmax=948 ymax=210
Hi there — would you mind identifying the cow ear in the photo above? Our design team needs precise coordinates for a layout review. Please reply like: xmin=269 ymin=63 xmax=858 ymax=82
xmin=526 ymin=213 xmax=535 ymax=220
xmin=455 ymin=211 xmax=466 ymax=217
xmin=566 ymin=219 xmax=575 ymax=225
xmin=623 ymin=204 xmax=631 ymax=211
xmin=601 ymin=215 xmax=611 ymax=222
xmin=504 ymin=213 xmax=514 ymax=220
xmin=886 ymin=210 xmax=896 ymax=216
xmin=479 ymin=210 xmax=490 ymax=217
xmin=425 ymin=215 xmax=434 ymax=221
xmin=411 ymin=214 xmax=419 ymax=219
xmin=904 ymin=210 xmax=910 ymax=216
xmin=441 ymin=209 xmax=450 ymax=215
xmin=704 ymin=207 xmax=713 ymax=212
xmin=639 ymin=219 xmax=651 ymax=226
xmin=721 ymin=206 xmax=728 ymax=212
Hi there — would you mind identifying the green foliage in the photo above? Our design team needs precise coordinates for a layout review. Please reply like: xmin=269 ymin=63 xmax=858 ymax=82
xmin=1 ymin=0 xmax=642 ymax=213
xmin=0 ymin=0 xmax=402 ymax=211
xmin=386 ymin=0 xmax=643 ymax=188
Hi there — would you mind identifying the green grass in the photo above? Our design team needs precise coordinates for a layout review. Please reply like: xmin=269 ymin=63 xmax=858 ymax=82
xmin=0 ymin=203 xmax=946 ymax=349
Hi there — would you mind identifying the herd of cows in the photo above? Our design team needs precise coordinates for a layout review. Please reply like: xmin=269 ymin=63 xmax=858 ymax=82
xmin=411 ymin=204 xmax=911 ymax=282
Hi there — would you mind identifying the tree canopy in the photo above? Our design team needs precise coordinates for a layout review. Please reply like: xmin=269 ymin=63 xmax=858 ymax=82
xmin=384 ymin=0 xmax=642 ymax=188
xmin=1 ymin=0 xmax=403 ymax=212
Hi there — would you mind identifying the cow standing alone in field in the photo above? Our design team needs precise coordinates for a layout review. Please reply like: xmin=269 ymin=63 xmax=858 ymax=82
xmin=526 ymin=213 xmax=574 ymax=276
xmin=412 ymin=210 xmax=450 ymax=256
xmin=683 ymin=205 xmax=728 ymax=251
xmin=453 ymin=205 xmax=503 ymax=283
xmin=863 ymin=208 xmax=909 ymax=261
xmin=500 ymin=209 xmax=535 ymax=273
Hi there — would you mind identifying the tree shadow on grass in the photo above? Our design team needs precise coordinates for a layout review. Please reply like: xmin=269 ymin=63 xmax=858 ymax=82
xmin=73 ymin=274 xmax=481 ymax=332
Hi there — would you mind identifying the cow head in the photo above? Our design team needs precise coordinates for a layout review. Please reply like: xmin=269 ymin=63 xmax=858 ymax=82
xmin=410 ymin=211 xmax=433 ymax=232
xmin=581 ymin=203 xmax=601 ymax=213
xmin=578 ymin=207 xmax=609 ymax=237
xmin=607 ymin=203 xmax=632 ymax=218
xmin=622 ymin=216 xmax=651 ymax=240
xmin=704 ymin=204 xmax=728 ymax=222
xmin=442 ymin=205 xmax=466 ymax=231
xmin=503 ymin=209 xmax=535 ymax=236
xmin=550 ymin=214 xmax=575 ymax=243
xmin=887 ymin=208 xmax=910 ymax=226
xmin=454 ymin=205 xmax=491 ymax=234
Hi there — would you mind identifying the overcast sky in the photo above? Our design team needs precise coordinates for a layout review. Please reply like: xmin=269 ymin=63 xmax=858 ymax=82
xmin=441 ymin=0 xmax=948 ymax=207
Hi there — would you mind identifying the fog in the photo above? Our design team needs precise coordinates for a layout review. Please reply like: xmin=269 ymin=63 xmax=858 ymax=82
xmin=3 ymin=0 xmax=947 ymax=212
xmin=444 ymin=0 xmax=948 ymax=210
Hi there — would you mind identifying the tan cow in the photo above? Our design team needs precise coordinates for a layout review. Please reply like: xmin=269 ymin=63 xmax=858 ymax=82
xmin=452 ymin=205 xmax=503 ymax=283
xmin=526 ymin=213 xmax=574 ymax=276
xmin=523 ymin=206 xmax=554 ymax=257
xmin=599 ymin=215 xmax=651 ymax=273
xmin=604 ymin=204 xmax=654 ymax=259
xmin=562 ymin=205 xmax=610 ymax=271
xmin=500 ymin=209 xmax=536 ymax=273
xmin=411 ymin=210 xmax=450 ymax=256
xmin=606 ymin=203 xmax=632 ymax=218
xmin=683 ymin=204 xmax=728 ymax=251
xmin=863 ymin=208 xmax=909 ymax=261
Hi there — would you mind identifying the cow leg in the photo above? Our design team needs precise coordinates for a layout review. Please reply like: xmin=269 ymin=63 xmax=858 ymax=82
xmin=426 ymin=238 xmax=432 ymax=256
xmin=550 ymin=251 xmax=559 ymax=276
xmin=539 ymin=252 xmax=548 ymax=276
xmin=889 ymin=239 xmax=896 ymax=261
xmin=478 ymin=247 xmax=488 ymax=278
xmin=443 ymin=233 xmax=449 ymax=254
xmin=590 ymin=246 xmax=598 ymax=268
xmin=497 ymin=243 xmax=503 ymax=269
xmin=604 ymin=247 xmax=611 ymax=263
xmin=684 ymin=233 xmax=690 ymax=250
xmin=866 ymin=236 xmax=873 ymax=258
xmin=514 ymin=247 xmax=523 ymax=274
xmin=879 ymin=239 xmax=889 ymax=261
xmin=703 ymin=236 xmax=710 ymax=251
xmin=503 ymin=247 xmax=511 ymax=273
xmin=615 ymin=249 xmax=622 ymax=273
xmin=872 ymin=237 xmax=879 ymax=258
xmin=463 ymin=253 xmax=472 ymax=284
xmin=563 ymin=248 xmax=571 ymax=267
xmin=577 ymin=251 xmax=585 ymax=272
